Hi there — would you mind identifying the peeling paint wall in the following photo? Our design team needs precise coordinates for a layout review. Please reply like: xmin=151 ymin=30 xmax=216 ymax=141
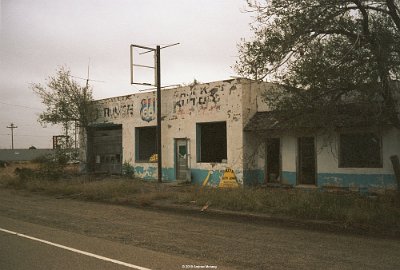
xmin=85 ymin=77 xmax=400 ymax=191
xmin=315 ymin=128 xmax=399 ymax=191
xmin=246 ymin=128 xmax=399 ymax=191
xmin=238 ymin=81 xmax=400 ymax=191
xmin=88 ymin=79 xmax=258 ymax=185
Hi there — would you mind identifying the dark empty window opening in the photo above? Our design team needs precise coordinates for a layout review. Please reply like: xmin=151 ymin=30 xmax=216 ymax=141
xmin=197 ymin=121 xmax=227 ymax=163
xmin=339 ymin=132 xmax=382 ymax=168
xmin=136 ymin=126 xmax=157 ymax=162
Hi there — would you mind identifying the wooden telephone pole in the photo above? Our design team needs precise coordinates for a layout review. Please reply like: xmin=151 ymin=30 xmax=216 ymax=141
xmin=6 ymin=123 xmax=18 ymax=149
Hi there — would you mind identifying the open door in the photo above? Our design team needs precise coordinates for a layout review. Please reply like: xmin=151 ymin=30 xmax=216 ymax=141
xmin=266 ymin=138 xmax=281 ymax=183
xmin=298 ymin=137 xmax=316 ymax=185
xmin=175 ymin=139 xmax=189 ymax=181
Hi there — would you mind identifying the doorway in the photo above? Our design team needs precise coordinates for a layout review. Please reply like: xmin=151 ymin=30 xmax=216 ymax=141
xmin=297 ymin=137 xmax=316 ymax=185
xmin=87 ymin=124 xmax=122 ymax=174
xmin=266 ymin=138 xmax=281 ymax=183
xmin=175 ymin=139 xmax=189 ymax=181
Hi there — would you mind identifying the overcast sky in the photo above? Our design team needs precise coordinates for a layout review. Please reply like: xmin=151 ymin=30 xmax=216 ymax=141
xmin=0 ymin=0 xmax=254 ymax=149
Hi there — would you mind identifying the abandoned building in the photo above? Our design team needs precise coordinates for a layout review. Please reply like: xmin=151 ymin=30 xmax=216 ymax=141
xmin=82 ymin=78 xmax=400 ymax=192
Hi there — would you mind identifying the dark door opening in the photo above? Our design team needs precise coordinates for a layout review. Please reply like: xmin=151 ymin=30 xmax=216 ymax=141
xmin=298 ymin=137 xmax=316 ymax=185
xmin=175 ymin=139 xmax=189 ymax=181
xmin=87 ymin=125 xmax=122 ymax=174
xmin=266 ymin=138 xmax=281 ymax=183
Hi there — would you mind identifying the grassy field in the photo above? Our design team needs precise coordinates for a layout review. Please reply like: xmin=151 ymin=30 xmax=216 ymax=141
xmin=1 ymin=162 xmax=400 ymax=235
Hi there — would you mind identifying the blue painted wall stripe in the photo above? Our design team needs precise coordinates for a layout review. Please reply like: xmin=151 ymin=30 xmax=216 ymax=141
xmin=318 ymin=173 xmax=396 ymax=189
xmin=133 ymin=166 xmax=397 ymax=191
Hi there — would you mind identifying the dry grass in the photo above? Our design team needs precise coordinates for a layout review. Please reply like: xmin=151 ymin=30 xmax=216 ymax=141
xmin=173 ymin=186 xmax=400 ymax=232
xmin=1 ymin=162 xmax=400 ymax=234
xmin=0 ymin=162 xmax=177 ymax=206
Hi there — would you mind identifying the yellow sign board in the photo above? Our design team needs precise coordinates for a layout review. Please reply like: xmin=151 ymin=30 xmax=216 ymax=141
xmin=218 ymin=168 xmax=239 ymax=188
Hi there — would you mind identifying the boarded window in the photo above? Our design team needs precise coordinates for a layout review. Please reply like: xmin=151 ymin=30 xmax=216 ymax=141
xmin=136 ymin=126 xmax=156 ymax=162
xmin=197 ymin=121 xmax=227 ymax=163
xmin=339 ymin=132 xmax=382 ymax=168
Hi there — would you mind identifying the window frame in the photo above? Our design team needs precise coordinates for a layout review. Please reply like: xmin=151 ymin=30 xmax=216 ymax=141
xmin=338 ymin=131 xmax=383 ymax=168
xmin=196 ymin=121 xmax=227 ymax=163
xmin=135 ymin=126 xmax=157 ymax=163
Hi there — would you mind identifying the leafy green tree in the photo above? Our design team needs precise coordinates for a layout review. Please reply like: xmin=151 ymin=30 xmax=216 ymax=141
xmin=236 ymin=0 xmax=400 ymax=128
xmin=32 ymin=67 xmax=96 ymax=148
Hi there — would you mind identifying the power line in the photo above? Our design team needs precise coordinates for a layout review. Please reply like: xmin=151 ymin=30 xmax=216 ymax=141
xmin=15 ymin=134 xmax=51 ymax=138
xmin=0 ymin=134 xmax=51 ymax=137
xmin=69 ymin=74 xmax=106 ymax=83
xmin=0 ymin=101 xmax=42 ymax=110
xmin=138 ymin=84 xmax=181 ymax=92
xmin=0 ymin=133 xmax=53 ymax=137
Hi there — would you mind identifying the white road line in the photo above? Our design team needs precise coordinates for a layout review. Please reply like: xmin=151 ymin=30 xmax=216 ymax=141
xmin=0 ymin=227 xmax=152 ymax=270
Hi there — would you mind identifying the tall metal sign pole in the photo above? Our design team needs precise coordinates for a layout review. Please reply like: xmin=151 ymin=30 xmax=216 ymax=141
xmin=155 ymin=46 xmax=162 ymax=183
xmin=6 ymin=123 xmax=18 ymax=150
xmin=130 ymin=43 xmax=179 ymax=183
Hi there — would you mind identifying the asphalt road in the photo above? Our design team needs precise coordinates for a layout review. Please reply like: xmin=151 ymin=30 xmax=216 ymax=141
xmin=0 ymin=225 xmax=140 ymax=270
xmin=0 ymin=217 xmax=210 ymax=270
xmin=0 ymin=188 xmax=400 ymax=270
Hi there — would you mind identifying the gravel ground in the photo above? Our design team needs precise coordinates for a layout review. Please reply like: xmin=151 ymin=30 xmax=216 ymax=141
xmin=1 ymin=189 xmax=400 ymax=269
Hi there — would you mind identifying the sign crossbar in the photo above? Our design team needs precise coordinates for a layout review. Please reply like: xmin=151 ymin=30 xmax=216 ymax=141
xmin=130 ymin=43 xmax=179 ymax=183
xmin=132 ymin=64 xmax=155 ymax=69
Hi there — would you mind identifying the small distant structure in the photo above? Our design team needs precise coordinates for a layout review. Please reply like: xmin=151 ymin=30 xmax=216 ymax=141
xmin=53 ymin=135 xmax=70 ymax=149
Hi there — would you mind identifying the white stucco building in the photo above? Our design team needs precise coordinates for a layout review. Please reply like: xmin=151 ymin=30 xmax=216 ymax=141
xmin=82 ymin=78 xmax=400 ymax=192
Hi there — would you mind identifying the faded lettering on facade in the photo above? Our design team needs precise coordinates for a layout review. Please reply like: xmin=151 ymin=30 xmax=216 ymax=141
xmin=173 ymin=86 xmax=221 ymax=114
xmin=102 ymin=103 xmax=134 ymax=119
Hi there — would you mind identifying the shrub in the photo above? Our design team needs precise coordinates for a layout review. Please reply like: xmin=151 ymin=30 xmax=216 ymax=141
xmin=31 ymin=149 xmax=73 ymax=180
xmin=0 ymin=160 xmax=9 ymax=168
xmin=122 ymin=162 xmax=135 ymax=179
xmin=32 ymin=153 xmax=54 ymax=164
xmin=14 ymin=167 xmax=37 ymax=181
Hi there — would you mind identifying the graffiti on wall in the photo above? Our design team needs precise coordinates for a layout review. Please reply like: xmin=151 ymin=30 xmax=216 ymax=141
xmin=173 ymin=86 xmax=221 ymax=114
xmin=102 ymin=103 xmax=134 ymax=119
xmin=140 ymin=97 xmax=156 ymax=122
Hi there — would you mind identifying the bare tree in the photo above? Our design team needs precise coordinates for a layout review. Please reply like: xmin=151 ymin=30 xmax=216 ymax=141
xmin=32 ymin=66 xmax=97 ymax=150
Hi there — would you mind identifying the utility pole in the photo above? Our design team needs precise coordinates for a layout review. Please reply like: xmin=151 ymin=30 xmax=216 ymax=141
xmin=155 ymin=45 xmax=162 ymax=184
xmin=6 ymin=123 xmax=18 ymax=150
xmin=130 ymin=43 xmax=179 ymax=183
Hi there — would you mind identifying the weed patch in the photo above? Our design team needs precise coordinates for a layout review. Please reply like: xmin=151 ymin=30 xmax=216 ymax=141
xmin=172 ymin=187 xmax=400 ymax=233
xmin=1 ymin=162 xmax=399 ymax=235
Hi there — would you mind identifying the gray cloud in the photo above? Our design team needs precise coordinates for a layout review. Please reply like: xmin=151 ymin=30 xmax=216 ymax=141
xmin=0 ymin=0 xmax=253 ymax=148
